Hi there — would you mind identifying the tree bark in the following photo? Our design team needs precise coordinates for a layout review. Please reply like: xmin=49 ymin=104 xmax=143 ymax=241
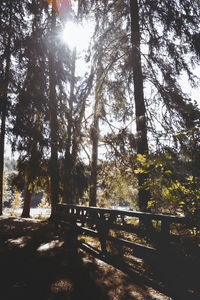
xmin=89 ymin=120 xmax=99 ymax=207
xmin=130 ymin=0 xmax=150 ymax=211
xmin=0 ymin=108 xmax=6 ymax=216
xmin=63 ymin=48 xmax=76 ymax=204
xmin=49 ymin=9 xmax=59 ymax=217
xmin=63 ymin=49 xmax=93 ymax=205
xmin=0 ymin=0 xmax=12 ymax=215
xmin=21 ymin=183 xmax=32 ymax=218
xmin=89 ymin=63 xmax=102 ymax=207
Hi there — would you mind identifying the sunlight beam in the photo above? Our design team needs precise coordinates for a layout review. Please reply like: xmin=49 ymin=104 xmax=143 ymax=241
xmin=61 ymin=20 xmax=93 ymax=51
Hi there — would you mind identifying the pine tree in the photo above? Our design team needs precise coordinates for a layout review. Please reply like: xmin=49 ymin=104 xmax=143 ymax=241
xmin=81 ymin=0 xmax=200 ymax=210
xmin=62 ymin=49 xmax=76 ymax=204
xmin=0 ymin=0 xmax=28 ymax=215
xmin=48 ymin=7 xmax=60 ymax=216
xmin=61 ymin=2 xmax=94 ymax=204
xmin=11 ymin=0 xmax=49 ymax=217
xmin=89 ymin=49 xmax=104 ymax=207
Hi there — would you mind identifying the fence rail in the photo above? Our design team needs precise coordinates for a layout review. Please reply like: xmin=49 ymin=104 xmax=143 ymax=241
xmin=54 ymin=204 xmax=187 ymax=259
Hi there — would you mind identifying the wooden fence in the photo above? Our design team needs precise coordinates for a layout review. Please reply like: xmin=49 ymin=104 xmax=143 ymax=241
xmin=54 ymin=204 xmax=187 ymax=259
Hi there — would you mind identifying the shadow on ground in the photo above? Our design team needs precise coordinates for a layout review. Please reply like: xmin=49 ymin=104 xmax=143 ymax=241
xmin=0 ymin=216 xmax=199 ymax=300
xmin=0 ymin=217 xmax=109 ymax=300
xmin=79 ymin=239 xmax=200 ymax=300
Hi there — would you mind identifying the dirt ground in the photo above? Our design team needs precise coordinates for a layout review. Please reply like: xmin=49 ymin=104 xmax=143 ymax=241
xmin=0 ymin=216 xmax=199 ymax=300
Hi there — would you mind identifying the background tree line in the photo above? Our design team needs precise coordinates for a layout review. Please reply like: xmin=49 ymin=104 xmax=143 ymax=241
xmin=0 ymin=0 xmax=200 ymax=224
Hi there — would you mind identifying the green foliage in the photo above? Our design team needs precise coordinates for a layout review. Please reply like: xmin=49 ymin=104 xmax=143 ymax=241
xmin=134 ymin=122 xmax=200 ymax=235
xmin=98 ymin=161 xmax=138 ymax=208
xmin=3 ymin=172 xmax=14 ymax=206
xmin=1 ymin=0 xmax=200 ymax=217
xmin=38 ymin=193 xmax=51 ymax=209
xmin=11 ymin=190 xmax=22 ymax=211
xmin=172 ymin=123 xmax=200 ymax=235
xmin=134 ymin=152 xmax=175 ymax=212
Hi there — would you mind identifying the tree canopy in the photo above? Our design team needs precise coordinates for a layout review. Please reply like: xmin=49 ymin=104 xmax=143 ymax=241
xmin=0 ymin=0 xmax=200 ymax=220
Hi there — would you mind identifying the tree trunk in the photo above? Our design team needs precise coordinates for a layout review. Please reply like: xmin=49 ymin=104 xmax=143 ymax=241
xmin=0 ymin=109 xmax=6 ymax=216
xmin=63 ymin=48 xmax=76 ymax=204
xmin=89 ymin=120 xmax=99 ymax=207
xmin=130 ymin=0 xmax=150 ymax=211
xmin=89 ymin=64 xmax=102 ymax=207
xmin=0 ymin=1 xmax=12 ymax=215
xmin=21 ymin=183 xmax=32 ymax=218
xmin=63 ymin=155 xmax=74 ymax=204
xmin=49 ymin=9 xmax=59 ymax=217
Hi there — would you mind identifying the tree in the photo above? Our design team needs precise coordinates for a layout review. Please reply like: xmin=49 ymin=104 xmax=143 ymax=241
xmin=2 ymin=0 xmax=199 ymax=216
xmin=48 ymin=7 xmax=60 ymax=216
xmin=62 ymin=61 xmax=94 ymax=204
xmin=174 ymin=119 xmax=200 ymax=233
xmin=82 ymin=0 xmax=200 ymax=211
xmin=0 ymin=6 xmax=11 ymax=214
xmin=130 ymin=0 xmax=150 ymax=211
xmin=11 ymin=0 xmax=50 ymax=217
xmin=0 ymin=0 xmax=28 ymax=215
xmin=98 ymin=160 xmax=138 ymax=208
xmin=62 ymin=48 xmax=76 ymax=204
xmin=61 ymin=2 xmax=94 ymax=205
xmin=0 ymin=1 xmax=14 ymax=215
xmin=130 ymin=0 xmax=200 ymax=210
xmin=89 ymin=51 xmax=103 ymax=207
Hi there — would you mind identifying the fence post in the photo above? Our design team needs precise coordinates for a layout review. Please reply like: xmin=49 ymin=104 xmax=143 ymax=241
xmin=97 ymin=214 xmax=109 ymax=256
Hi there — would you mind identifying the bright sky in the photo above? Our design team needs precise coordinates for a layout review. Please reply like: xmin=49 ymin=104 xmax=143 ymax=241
xmin=61 ymin=20 xmax=93 ymax=52
xmin=60 ymin=19 xmax=94 ymax=79
xmin=180 ymin=69 xmax=200 ymax=105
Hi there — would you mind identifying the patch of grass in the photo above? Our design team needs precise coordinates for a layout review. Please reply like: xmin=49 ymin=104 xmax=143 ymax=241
xmin=32 ymin=214 xmax=47 ymax=220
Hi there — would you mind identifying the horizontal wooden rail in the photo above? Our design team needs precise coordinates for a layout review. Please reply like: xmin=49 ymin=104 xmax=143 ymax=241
xmin=55 ymin=204 xmax=185 ymax=223
xmin=54 ymin=204 xmax=187 ymax=259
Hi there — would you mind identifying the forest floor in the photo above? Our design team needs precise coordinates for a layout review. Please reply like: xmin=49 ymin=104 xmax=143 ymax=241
xmin=0 ymin=216 xmax=200 ymax=300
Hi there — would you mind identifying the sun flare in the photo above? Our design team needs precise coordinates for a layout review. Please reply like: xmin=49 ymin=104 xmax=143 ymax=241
xmin=61 ymin=21 xmax=92 ymax=51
